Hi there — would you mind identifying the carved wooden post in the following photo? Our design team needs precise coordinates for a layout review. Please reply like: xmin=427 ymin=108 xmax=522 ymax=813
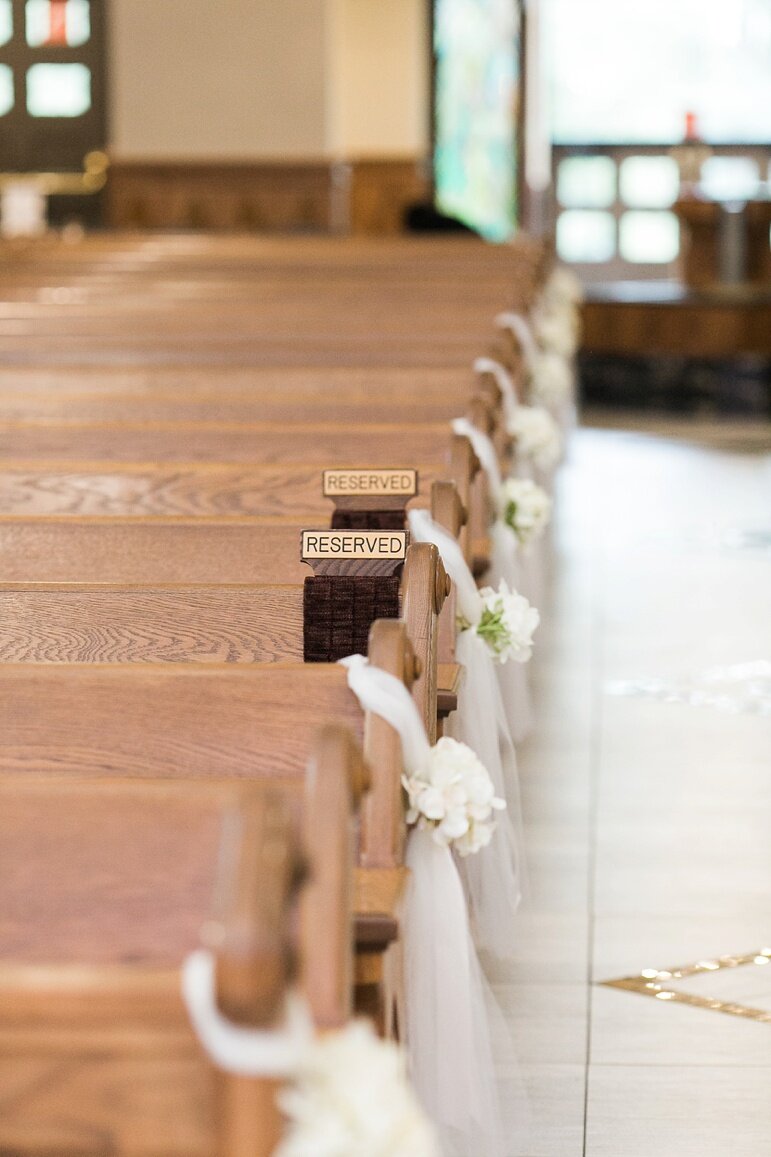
xmin=207 ymin=791 xmax=302 ymax=1157
xmin=301 ymin=725 xmax=368 ymax=1030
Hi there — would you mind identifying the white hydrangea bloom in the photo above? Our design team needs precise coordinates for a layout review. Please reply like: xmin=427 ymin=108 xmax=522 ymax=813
xmin=507 ymin=404 xmax=563 ymax=471
xmin=546 ymin=266 xmax=585 ymax=307
xmin=277 ymin=1021 xmax=440 ymax=1157
xmin=533 ymin=308 xmax=581 ymax=359
xmin=402 ymin=735 xmax=506 ymax=856
xmin=474 ymin=578 xmax=540 ymax=664
xmin=530 ymin=350 xmax=574 ymax=409
xmin=499 ymin=476 xmax=552 ymax=547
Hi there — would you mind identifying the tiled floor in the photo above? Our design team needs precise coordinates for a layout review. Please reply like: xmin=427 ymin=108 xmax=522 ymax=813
xmin=506 ymin=416 xmax=771 ymax=1156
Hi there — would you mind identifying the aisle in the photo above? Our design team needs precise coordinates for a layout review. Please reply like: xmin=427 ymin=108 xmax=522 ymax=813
xmin=509 ymin=417 xmax=771 ymax=1156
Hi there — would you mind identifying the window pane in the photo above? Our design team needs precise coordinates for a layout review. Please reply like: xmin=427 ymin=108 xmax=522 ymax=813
xmin=557 ymin=210 xmax=616 ymax=262
xmin=0 ymin=0 xmax=12 ymax=47
xmin=700 ymin=156 xmax=761 ymax=201
xmin=26 ymin=62 xmax=91 ymax=116
xmin=26 ymin=0 xmax=89 ymax=47
xmin=619 ymin=210 xmax=680 ymax=262
xmin=548 ymin=0 xmax=771 ymax=144
xmin=0 ymin=64 xmax=13 ymax=115
xmin=557 ymin=156 xmax=615 ymax=207
xmin=620 ymin=156 xmax=679 ymax=207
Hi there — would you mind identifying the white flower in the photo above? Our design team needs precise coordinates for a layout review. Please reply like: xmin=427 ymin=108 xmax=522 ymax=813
xmin=499 ymin=476 xmax=552 ymax=547
xmin=474 ymin=578 xmax=540 ymax=665
xmin=545 ymin=266 xmax=584 ymax=307
xmin=402 ymin=736 xmax=506 ymax=856
xmin=277 ymin=1020 xmax=440 ymax=1157
xmin=507 ymin=404 xmax=563 ymax=471
xmin=530 ymin=350 xmax=574 ymax=408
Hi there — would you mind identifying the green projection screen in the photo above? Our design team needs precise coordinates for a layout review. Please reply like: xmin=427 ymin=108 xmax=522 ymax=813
xmin=434 ymin=0 xmax=520 ymax=240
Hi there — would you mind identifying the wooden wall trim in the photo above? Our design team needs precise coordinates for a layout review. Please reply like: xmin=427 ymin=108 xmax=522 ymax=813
xmin=105 ymin=157 xmax=430 ymax=235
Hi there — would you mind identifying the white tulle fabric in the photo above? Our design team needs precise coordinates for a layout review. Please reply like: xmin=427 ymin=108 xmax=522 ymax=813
xmin=473 ymin=356 xmax=518 ymax=427
xmin=341 ymin=650 xmax=522 ymax=957
xmin=445 ymin=426 xmax=535 ymax=744
xmin=495 ymin=311 xmax=539 ymax=371
xmin=452 ymin=416 xmax=502 ymax=495
xmin=407 ymin=510 xmax=527 ymax=921
xmin=181 ymin=949 xmax=313 ymax=1076
xmin=339 ymin=654 xmax=510 ymax=1155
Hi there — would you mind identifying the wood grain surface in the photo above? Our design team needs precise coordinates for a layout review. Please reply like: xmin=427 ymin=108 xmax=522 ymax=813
xmin=0 ymin=461 xmax=439 ymax=517
xmin=0 ymin=585 xmax=304 ymax=663
xmin=0 ymin=664 xmax=363 ymax=781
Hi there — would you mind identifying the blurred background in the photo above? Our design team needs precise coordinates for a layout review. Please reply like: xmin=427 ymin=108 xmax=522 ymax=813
xmin=0 ymin=0 xmax=769 ymax=414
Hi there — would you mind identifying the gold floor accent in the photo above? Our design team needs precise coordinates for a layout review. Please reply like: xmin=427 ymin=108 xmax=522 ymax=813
xmin=601 ymin=948 xmax=771 ymax=1022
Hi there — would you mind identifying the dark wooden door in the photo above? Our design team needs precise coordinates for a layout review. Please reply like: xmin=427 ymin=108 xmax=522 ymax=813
xmin=0 ymin=0 xmax=106 ymax=172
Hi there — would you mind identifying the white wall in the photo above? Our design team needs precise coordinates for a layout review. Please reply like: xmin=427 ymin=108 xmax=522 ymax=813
xmin=326 ymin=0 xmax=430 ymax=158
xmin=109 ymin=0 xmax=430 ymax=162
xmin=109 ymin=0 xmax=328 ymax=160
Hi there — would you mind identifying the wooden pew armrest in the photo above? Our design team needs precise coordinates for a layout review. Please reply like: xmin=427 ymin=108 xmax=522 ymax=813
xmin=353 ymin=866 xmax=408 ymax=952
xmin=437 ymin=662 xmax=463 ymax=718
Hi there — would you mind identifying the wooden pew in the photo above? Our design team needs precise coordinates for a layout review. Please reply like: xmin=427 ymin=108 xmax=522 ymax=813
xmin=0 ymin=618 xmax=415 ymax=1025
xmin=0 ymin=723 xmax=366 ymax=1156
xmin=0 ymin=546 xmax=448 ymax=742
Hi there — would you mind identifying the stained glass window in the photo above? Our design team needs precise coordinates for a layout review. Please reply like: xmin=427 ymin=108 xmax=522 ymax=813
xmin=434 ymin=0 xmax=520 ymax=240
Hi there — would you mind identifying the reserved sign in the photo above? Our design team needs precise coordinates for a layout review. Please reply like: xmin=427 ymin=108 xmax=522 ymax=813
xmin=323 ymin=469 xmax=418 ymax=497
xmin=301 ymin=530 xmax=408 ymax=561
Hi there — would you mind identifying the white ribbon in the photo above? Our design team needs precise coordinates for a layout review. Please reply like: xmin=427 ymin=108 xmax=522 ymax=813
xmin=451 ymin=416 xmax=502 ymax=497
xmin=495 ymin=310 xmax=540 ymax=369
xmin=408 ymin=507 xmax=481 ymax=625
xmin=408 ymin=508 xmax=533 ymax=809
xmin=339 ymin=653 xmax=431 ymax=772
xmin=487 ymin=523 xmax=536 ymax=745
xmin=473 ymin=356 xmax=518 ymax=426
xmin=182 ymin=949 xmax=313 ymax=1077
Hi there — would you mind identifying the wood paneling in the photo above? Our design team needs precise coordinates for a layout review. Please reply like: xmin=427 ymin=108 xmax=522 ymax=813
xmin=582 ymin=292 xmax=771 ymax=358
xmin=106 ymin=161 xmax=337 ymax=232
xmin=348 ymin=157 xmax=430 ymax=234
xmin=105 ymin=157 xmax=431 ymax=235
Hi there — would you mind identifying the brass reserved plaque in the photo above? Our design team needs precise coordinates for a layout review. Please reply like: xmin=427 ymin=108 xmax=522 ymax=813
xmin=322 ymin=469 xmax=418 ymax=497
xmin=301 ymin=530 xmax=408 ymax=561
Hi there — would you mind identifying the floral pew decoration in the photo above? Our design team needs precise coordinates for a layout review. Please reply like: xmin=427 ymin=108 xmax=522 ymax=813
xmin=449 ymin=417 xmax=547 ymax=741
xmin=408 ymin=507 xmax=534 ymax=945
xmin=494 ymin=262 xmax=583 ymax=434
xmin=474 ymin=355 xmax=563 ymax=488
xmin=341 ymin=653 xmax=512 ymax=1157
xmin=183 ymin=953 xmax=440 ymax=1157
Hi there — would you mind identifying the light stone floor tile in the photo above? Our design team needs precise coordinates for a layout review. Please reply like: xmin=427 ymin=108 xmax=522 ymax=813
xmin=494 ymin=984 xmax=588 ymax=1065
xmin=592 ymin=913 xmax=771 ymax=978
xmin=512 ymin=1065 xmax=586 ymax=1157
xmin=590 ymin=983 xmax=771 ymax=1067
xmin=584 ymin=1065 xmax=771 ymax=1157
xmin=485 ymin=912 xmax=589 ymax=986
xmin=511 ymin=419 xmax=771 ymax=1154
